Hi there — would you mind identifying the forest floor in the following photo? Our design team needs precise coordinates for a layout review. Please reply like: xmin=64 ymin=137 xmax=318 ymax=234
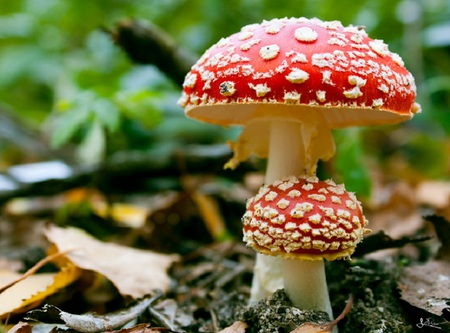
xmin=1 ymin=173 xmax=450 ymax=333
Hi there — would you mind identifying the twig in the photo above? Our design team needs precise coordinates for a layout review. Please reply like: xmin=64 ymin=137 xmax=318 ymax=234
xmin=353 ymin=230 xmax=432 ymax=257
xmin=107 ymin=19 xmax=197 ymax=85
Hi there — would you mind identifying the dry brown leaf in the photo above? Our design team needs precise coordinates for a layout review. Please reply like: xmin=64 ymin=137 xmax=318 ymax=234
xmin=217 ymin=320 xmax=248 ymax=333
xmin=27 ymin=296 xmax=159 ymax=333
xmin=44 ymin=225 xmax=180 ymax=298
xmin=399 ymin=260 xmax=450 ymax=317
xmin=0 ymin=262 xmax=80 ymax=318
xmin=416 ymin=181 xmax=450 ymax=210
xmin=6 ymin=321 xmax=33 ymax=333
xmin=92 ymin=202 xmax=149 ymax=228
xmin=110 ymin=323 xmax=161 ymax=333
xmin=290 ymin=322 xmax=331 ymax=333
xmin=191 ymin=191 xmax=229 ymax=241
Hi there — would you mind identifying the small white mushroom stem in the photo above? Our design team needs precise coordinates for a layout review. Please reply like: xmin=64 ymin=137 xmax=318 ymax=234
xmin=282 ymin=259 xmax=333 ymax=319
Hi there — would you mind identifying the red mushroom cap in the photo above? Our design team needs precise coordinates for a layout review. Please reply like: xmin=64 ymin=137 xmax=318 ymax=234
xmin=179 ymin=17 xmax=420 ymax=128
xmin=242 ymin=175 xmax=369 ymax=261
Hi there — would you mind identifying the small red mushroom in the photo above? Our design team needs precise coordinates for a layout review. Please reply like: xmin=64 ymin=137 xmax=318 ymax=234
xmin=242 ymin=175 xmax=370 ymax=320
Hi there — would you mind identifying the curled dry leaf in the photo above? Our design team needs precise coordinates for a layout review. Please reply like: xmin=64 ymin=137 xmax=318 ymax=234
xmin=399 ymin=260 xmax=450 ymax=317
xmin=44 ymin=225 xmax=180 ymax=298
xmin=26 ymin=295 xmax=160 ymax=333
xmin=6 ymin=321 xmax=33 ymax=333
xmin=217 ymin=321 xmax=248 ymax=333
xmin=290 ymin=322 xmax=332 ymax=333
xmin=0 ymin=262 xmax=80 ymax=318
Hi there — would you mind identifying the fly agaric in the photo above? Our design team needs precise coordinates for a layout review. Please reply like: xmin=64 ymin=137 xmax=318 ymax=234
xmin=242 ymin=175 xmax=369 ymax=319
xmin=178 ymin=17 xmax=420 ymax=302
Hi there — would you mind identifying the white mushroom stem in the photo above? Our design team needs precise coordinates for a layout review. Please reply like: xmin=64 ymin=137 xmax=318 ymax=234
xmin=248 ymin=112 xmax=336 ymax=322
xmin=282 ymin=259 xmax=333 ymax=318
xmin=265 ymin=120 xmax=307 ymax=184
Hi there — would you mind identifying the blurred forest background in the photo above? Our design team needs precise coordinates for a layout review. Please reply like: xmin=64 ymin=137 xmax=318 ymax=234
xmin=0 ymin=0 xmax=449 ymax=224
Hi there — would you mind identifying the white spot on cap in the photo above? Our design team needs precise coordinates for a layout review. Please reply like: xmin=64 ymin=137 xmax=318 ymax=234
xmin=328 ymin=37 xmax=346 ymax=47
xmin=265 ymin=23 xmax=283 ymax=34
xmin=249 ymin=83 xmax=271 ymax=97
xmin=308 ymin=194 xmax=326 ymax=202
xmin=275 ymin=60 xmax=289 ymax=73
xmin=278 ymin=181 xmax=294 ymax=191
xmin=295 ymin=27 xmax=318 ymax=42
xmin=288 ymin=189 xmax=301 ymax=198
xmin=285 ymin=222 xmax=297 ymax=230
xmin=346 ymin=200 xmax=357 ymax=210
xmin=312 ymin=53 xmax=335 ymax=68
xmin=299 ymin=223 xmax=311 ymax=232
xmin=271 ymin=215 xmax=286 ymax=224
xmin=283 ymin=91 xmax=301 ymax=104
xmin=348 ymin=75 xmax=367 ymax=87
xmin=259 ymin=44 xmax=280 ymax=60
xmin=350 ymin=33 xmax=364 ymax=44
xmin=219 ymin=81 xmax=236 ymax=96
xmin=286 ymin=68 xmax=309 ymax=83
xmin=302 ymin=183 xmax=314 ymax=191
xmin=238 ymin=31 xmax=254 ymax=40
xmin=183 ymin=73 xmax=197 ymax=88
xmin=264 ymin=191 xmax=278 ymax=201
xmin=322 ymin=70 xmax=334 ymax=85
xmin=391 ymin=53 xmax=405 ymax=67
xmin=277 ymin=198 xmax=290 ymax=209
xmin=369 ymin=40 xmax=389 ymax=57
xmin=316 ymin=90 xmax=326 ymax=102
xmin=344 ymin=75 xmax=366 ymax=99
xmin=240 ymin=39 xmax=261 ymax=51
xmin=286 ymin=51 xmax=308 ymax=63
xmin=378 ymin=84 xmax=389 ymax=93
xmin=372 ymin=98 xmax=384 ymax=108
xmin=344 ymin=87 xmax=362 ymax=99
xmin=309 ymin=213 xmax=322 ymax=224
xmin=331 ymin=196 xmax=342 ymax=204
xmin=312 ymin=240 xmax=326 ymax=250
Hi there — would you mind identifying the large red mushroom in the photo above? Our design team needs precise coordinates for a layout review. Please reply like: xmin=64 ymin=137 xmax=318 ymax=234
xmin=178 ymin=16 xmax=420 ymax=304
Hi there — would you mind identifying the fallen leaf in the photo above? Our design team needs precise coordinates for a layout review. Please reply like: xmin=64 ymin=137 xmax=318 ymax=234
xmin=44 ymin=225 xmax=180 ymax=298
xmin=416 ymin=180 xmax=450 ymax=209
xmin=217 ymin=321 xmax=248 ymax=333
xmin=0 ymin=262 xmax=80 ymax=318
xmin=26 ymin=295 xmax=160 ymax=333
xmin=290 ymin=322 xmax=331 ymax=333
xmin=110 ymin=323 xmax=161 ymax=333
xmin=399 ymin=260 xmax=450 ymax=317
xmin=6 ymin=321 xmax=33 ymax=333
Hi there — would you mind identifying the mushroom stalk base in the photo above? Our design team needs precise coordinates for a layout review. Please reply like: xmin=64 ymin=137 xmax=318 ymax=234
xmin=282 ymin=259 xmax=333 ymax=320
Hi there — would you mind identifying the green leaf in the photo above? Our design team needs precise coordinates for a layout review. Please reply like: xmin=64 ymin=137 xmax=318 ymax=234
xmin=92 ymin=98 xmax=120 ymax=133
xmin=50 ymin=101 xmax=90 ymax=148
xmin=115 ymin=90 xmax=163 ymax=129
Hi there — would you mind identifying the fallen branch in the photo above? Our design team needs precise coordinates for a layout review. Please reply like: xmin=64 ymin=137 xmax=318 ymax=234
xmin=353 ymin=230 xmax=432 ymax=257
xmin=107 ymin=19 xmax=197 ymax=85
xmin=0 ymin=144 xmax=257 ymax=204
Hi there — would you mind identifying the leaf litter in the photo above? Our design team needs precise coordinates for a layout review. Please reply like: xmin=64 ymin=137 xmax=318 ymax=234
xmin=2 ymin=177 xmax=450 ymax=332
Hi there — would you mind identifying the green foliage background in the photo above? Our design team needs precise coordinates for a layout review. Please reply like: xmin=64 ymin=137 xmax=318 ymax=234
xmin=0 ymin=0 xmax=449 ymax=198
